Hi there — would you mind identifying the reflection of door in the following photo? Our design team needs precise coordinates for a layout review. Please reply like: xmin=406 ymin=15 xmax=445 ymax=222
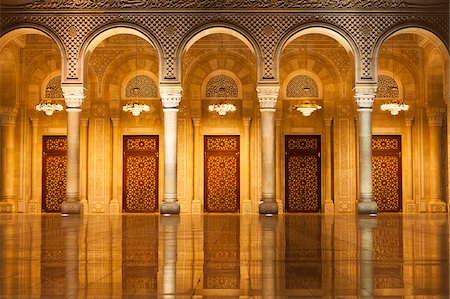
xmin=123 ymin=136 xmax=159 ymax=213
xmin=285 ymin=135 xmax=321 ymax=212
xmin=204 ymin=136 xmax=240 ymax=213
xmin=372 ymin=135 xmax=402 ymax=212
xmin=42 ymin=136 xmax=67 ymax=212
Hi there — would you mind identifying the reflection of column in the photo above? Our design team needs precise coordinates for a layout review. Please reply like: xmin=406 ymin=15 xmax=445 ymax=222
xmin=275 ymin=116 xmax=282 ymax=212
xmin=242 ymin=117 xmax=252 ymax=213
xmin=0 ymin=107 xmax=18 ymax=212
xmin=324 ymin=118 xmax=334 ymax=213
xmin=161 ymin=216 xmax=179 ymax=299
xmin=355 ymin=85 xmax=377 ymax=214
xmin=28 ymin=118 xmax=40 ymax=213
xmin=61 ymin=86 xmax=85 ymax=214
xmin=257 ymin=85 xmax=279 ymax=214
xmin=358 ymin=216 xmax=377 ymax=297
xmin=110 ymin=116 xmax=120 ymax=214
xmin=160 ymin=85 xmax=182 ymax=214
xmin=405 ymin=117 xmax=416 ymax=213
xmin=191 ymin=117 xmax=201 ymax=214
xmin=426 ymin=108 xmax=447 ymax=212
xmin=80 ymin=117 xmax=89 ymax=213
xmin=62 ymin=216 xmax=80 ymax=297
xmin=259 ymin=215 xmax=277 ymax=298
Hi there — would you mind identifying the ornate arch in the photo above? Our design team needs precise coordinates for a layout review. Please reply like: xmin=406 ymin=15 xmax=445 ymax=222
xmin=175 ymin=23 xmax=263 ymax=83
xmin=78 ymin=23 xmax=164 ymax=84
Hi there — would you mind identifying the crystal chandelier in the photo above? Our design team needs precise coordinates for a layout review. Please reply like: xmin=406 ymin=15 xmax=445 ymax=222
xmin=122 ymin=87 xmax=150 ymax=116
xmin=381 ymin=99 xmax=409 ymax=116
xmin=292 ymin=102 xmax=322 ymax=116
xmin=36 ymin=99 xmax=64 ymax=116
xmin=208 ymin=102 xmax=236 ymax=116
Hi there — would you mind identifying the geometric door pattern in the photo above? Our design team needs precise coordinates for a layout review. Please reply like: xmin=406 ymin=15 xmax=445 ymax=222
xmin=285 ymin=135 xmax=321 ymax=212
xmin=123 ymin=136 xmax=159 ymax=213
xmin=204 ymin=135 xmax=240 ymax=213
xmin=42 ymin=136 xmax=67 ymax=213
xmin=372 ymin=135 xmax=402 ymax=212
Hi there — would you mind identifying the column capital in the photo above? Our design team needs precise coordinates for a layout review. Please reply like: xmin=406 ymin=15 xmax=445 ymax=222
xmin=80 ymin=117 xmax=89 ymax=127
xmin=192 ymin=117 xmax=201 ymax=127
xmin=30 ymin=118 xmax=39 ymax=127
xmin=354 ymin=83 xmax=377 ymax=109
xmin=0 ymin=107 xmax=18 ymax=126
xmin=160 ymin=85 xmax=182 ymax=108
xmin=243 ymin=117 xmax=252 ymax=127
xmin=111 ymin=117 xmax=120 ymax=127
xmin=62 ymin=85 xmax=86 ymax=108
xmin=426 ymin=107 xmax=446 ymax=126
xmin=257 ymin=85 xmax=279 ymax=110
xmin=405 ymin=117 xmax=414 ymax=127
xmin=324 ymin=117 xmax=333 ymax=127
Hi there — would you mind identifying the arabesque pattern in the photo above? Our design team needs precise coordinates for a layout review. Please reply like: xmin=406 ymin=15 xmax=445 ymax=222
xmin=123 ymin=136 xmax=158 ymax=213
xmin=42 ymin=136 xmax=67 ymax=213
xmin=204 ymin=136 xmax=239 ymax=213
xmin=372 ymin=135 xmax=402 ymax=212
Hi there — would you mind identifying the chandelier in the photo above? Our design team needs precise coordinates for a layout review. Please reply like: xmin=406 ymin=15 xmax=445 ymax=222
xmin=292 ymin=102 xmax=322 ymax=117
xmin=122 ymin=87 xmax=150 ymax=116
xmin=380 ymin=99 xmax=409 ymax=116
xmin=208 ymin=102 xmax=236 ymax=116
xmin=35 ymin=99 xmax=63 ymax=116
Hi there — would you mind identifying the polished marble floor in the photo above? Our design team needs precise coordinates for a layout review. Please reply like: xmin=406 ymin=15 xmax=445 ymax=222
xmin=0 ymin=213 xmax=448 ymax=298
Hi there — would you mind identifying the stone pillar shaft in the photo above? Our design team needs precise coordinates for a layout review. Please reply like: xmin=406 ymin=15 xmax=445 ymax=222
xmin=160 ymin=85 xmax=182 ymax=214
xmin=324 ymin=118 xmax=334 ymax=213
xmin=61 ymin=85 xmax=85 ymax=214
xmin=242 ymin=117 xmax=252 ymax=213
xmin=355 ymin=85 xmax=377 ymax=214
xmin=80 ymin=117 xmax=89 ymax=213
xmin=257 ymin=85 xmax=279 ymax=214
xmin=110 ymin=117 xmax=120 ymax=214
xmin=29 ymin=118 xmax=40 ymax=213
xmin=405 ymin=118 xmax=415 ymax=213
xmin=192 ymin=118 xmax=201 ymax=213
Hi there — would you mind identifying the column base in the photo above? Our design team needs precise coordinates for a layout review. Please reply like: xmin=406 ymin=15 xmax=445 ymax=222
xmin=191 ymin=200 xmax=201 ymax=214
xmin=61 ymin=201 xmax=81 ymax=214
xmin=160 ymin=202 xmax=180 ymax=214
xmin=358 ymin=201 xmax=377 ymax=214
xmin=0 ymin=202 xmax=13 ymax=213
xmin=28 ymin=202 xmax=39 ymax=213
xmin=324 ymin=202 xmax=335 ymax=214
xmin=259 ymin=201 xmax=278 ymax=214
xmin=109 ymin=200 xmax=120 ymax=214
xmin=428 ymin=201 xmax=447 ymax=213
xmin=406 ymin=202 xmax=416 ymax=214
xmin=243 ymin=201 xmax=252 ymax=214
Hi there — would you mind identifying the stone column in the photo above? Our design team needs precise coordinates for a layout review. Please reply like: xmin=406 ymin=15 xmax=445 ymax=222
xmin=0 ymin=107 xmax=18 ymax=212
xmin=405 ymin=117 xmax=416 ymax=213
xmin=80 ymin=117 xmax=89 ymax=213
xmin=242 ymin=117 xmax=252 ymax=213
xmin=324 ymin=117 xmax=334 ymax=213
xmin=191 ymin=116 xmax=201 ymax=214
xmin=61 ymin=85 xmax=85 ymax=214
xmin=160 ymin=85 xmax=182 ymax=214
xmin=426 ymin=108 xmax=447 ymax=212
xmin=28 ymin=118 xmax=40 ymax=213
xmin=354 ymin=85 xmax=378 ymax=214
xmin=110 ymin=116 xmax=120 ymax=214
xmin=257 ymin=85 xmax=279 ymax=214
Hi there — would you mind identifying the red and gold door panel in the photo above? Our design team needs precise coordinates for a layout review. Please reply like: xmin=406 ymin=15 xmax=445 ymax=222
xmin=123 ymin=136 xmax=159 ymax=213
xmin=372 ymin=135 xmax=402 ymax=212
xmin=285 ymin=135 xmax=321 ymax=213
xmin=204 ymin=136 xmax=240 ymax=213
xmin=42 ymin=136 xmax=67 ymax=212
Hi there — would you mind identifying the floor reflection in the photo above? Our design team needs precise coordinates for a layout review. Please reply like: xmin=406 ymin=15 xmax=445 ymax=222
xmin=0 ymin=213 xmax=448 ymax=298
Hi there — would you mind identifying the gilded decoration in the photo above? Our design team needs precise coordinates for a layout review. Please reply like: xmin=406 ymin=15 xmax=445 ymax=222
xmin=123 ymin=136 xmax=159 ymax=213
xmin=125 ymin=75 xmax=158 ymax=98
xmin=372 ymin=136 xmax=402 ymax=212
xmin=285 ymin=136 xmax=321 ymax=213
xmin=42 ymin=136 xmax=67 ymax=213
xmin=205 ymin=75 xmax=238 ymax=98
xmin=204 ymin=136 xmax=240 ymax=213
xmin=45 ymin=76 xmax=64 ymax=99
xmin=376 ymin=75 xmax=400 ymax=98
xmin=286 ymin=75 xmax=319 ymax=98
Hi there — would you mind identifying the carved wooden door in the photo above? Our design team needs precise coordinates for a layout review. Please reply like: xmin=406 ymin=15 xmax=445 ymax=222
xmin=123 ymin=136 xmax=159 ymax=213
xmin=285 ymin=135 xmax=321 ymax=212
xmin=204 ymin=136 xmax=240 ymax=213
xmin=42 ymin=136 xmax=67 ymax=212
xmin=372 ymin=135 xmax=402 ymax=212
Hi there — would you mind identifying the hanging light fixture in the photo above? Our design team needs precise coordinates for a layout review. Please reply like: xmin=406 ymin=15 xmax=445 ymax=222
xmin=208 ymin=35 xmax=236 ymax=116
xmin=122 ymin=35 xmax=150 ymax=116
xmin=380 ymin=37 xmax=409 ymax=116
xmin=292 ymin=101 xmax=322 ymax=116
xmin=36 ymin=41 xmax=64 ymax=116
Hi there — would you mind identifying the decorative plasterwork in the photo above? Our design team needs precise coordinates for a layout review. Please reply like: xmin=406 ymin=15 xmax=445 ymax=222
xmin=286 ymin=75 xmax=319 ymax=98
xmin=0 ymin=107 xmax=18 ymax=126
xmin=45 ymin=76 xmax=64 ymax=98
xmin=160 ymin=85 xmax=182 ymax=108
xmin=257 ymin=85 xmax=279 ymax=109
xmin=62 ymin=86 xmax=85 ymax=107
xmin=376 ymin=75 xmax=399 ymax=98
xmin=0 ymin=10 xmax=447 ymax=82
xmin=125 ymin=75 xmax=158 ymax=98
xmin=354 ymin=84 xmax=377 ymax=108
xmin=205 ymin=75 xmax=238 ymax=98
xmin=89 ymin=49 xmax=130 ymax=80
